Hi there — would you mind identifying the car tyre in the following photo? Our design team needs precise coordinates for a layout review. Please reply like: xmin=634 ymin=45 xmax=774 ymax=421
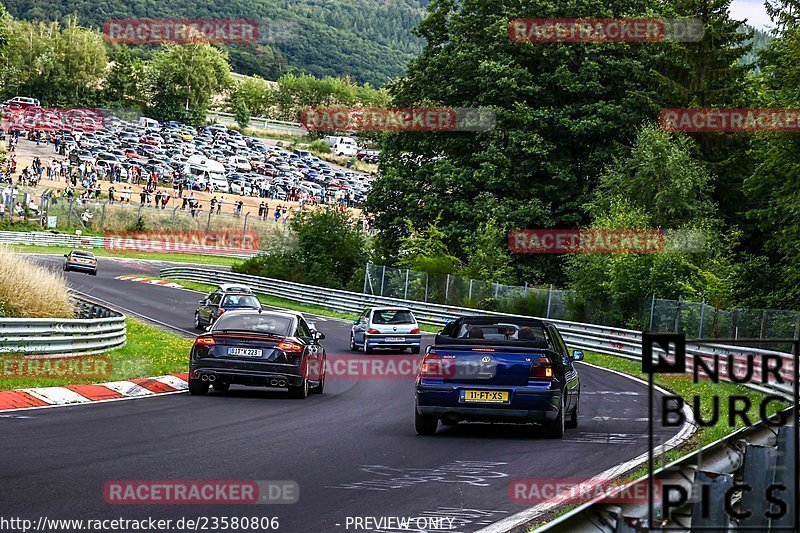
xmin=212 ymin=382 xmax=230 ymax=393
xmin=91 ymin=270 xmax=97 ymax=276
xmin=410 ymin=346 xmax=420 ymax=355
xmin=566 ymin=399 xmax=579 ymax=429
xmin=415 ymin=410 xmax=438 ymax=435
xmin=63 ymin=265 xmax=69 ymax=272
xmin=364 ymin=343 xmax=374 ymax=354
xmin=349 ymin=333 xmax=359 ymax=352
xmin=288 ymin=379 xmax=309 ymax=399
xmin=193 ymin=312 xmax=203 ymax=330
xmin=188 ymin=379 xmax=209 ymax=396
xmin=310 ymin=375 xmax=325 ymax=394
xmin=543 ymin=403 xmax=565 ymax=439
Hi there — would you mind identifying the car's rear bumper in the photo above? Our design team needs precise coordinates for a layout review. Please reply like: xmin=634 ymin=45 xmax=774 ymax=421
xmin=190 ymin=364 xmax=305 ymax=387
xmin=365 ymin=334 xmax=421 ymax=349
xmin=67 ymin=262 xmax=97 ymax=272
xmin=415 ymin=386 xmax=561 ymax=422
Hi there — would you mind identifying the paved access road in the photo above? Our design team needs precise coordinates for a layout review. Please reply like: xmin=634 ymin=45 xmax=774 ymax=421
xmin=0 ymin=255 xmax=680 ymax=532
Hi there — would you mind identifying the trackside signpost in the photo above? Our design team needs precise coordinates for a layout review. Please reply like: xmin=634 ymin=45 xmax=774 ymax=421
xmin=642 ymin=332 xmax=799 ymax=530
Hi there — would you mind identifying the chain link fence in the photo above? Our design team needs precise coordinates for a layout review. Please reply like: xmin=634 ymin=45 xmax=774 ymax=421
xmin=364 ymin=263 xmax=800 ymax=341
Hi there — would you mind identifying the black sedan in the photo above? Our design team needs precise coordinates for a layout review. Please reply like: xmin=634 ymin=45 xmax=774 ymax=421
xmin=189 ymin=310 xmax=326 ymax=399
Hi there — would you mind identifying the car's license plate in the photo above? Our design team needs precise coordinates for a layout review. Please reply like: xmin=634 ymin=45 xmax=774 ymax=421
xmin=461 ymin=390 xmax=510 ymax=403
xmin=385 ymin=337 xmax=404 ymax=342
xmin=227 ymin=347 xmax=263 ymax=357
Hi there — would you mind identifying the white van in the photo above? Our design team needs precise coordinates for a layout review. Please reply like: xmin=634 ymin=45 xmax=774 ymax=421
xmin=325 ymin=136 xmax=359 ymax=157
xmin=184 ymin=155 xmax=227 ymax=191
xmin=138 ymin=117 xmax=160 ymax=132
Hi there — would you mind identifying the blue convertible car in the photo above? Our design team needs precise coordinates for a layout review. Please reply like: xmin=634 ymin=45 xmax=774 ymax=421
xmin=414 ymin=316 xmax=582 ymax=438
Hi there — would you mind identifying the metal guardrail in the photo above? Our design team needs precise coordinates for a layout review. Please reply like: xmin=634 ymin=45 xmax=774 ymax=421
xmin=0 ymin=296 xmax=126 ymax=356
xmin=206 ymin=110 xmax=306 ymax=134
xmin=0 ymin=231 xmax=259 ymax=258
xmin=159 ymin=267 xmax=795 ymax=398
xmin=528 ymin=410 xmax=796 ymax=532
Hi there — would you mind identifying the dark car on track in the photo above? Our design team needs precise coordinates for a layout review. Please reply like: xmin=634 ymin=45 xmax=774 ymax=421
xmin=189 ymin=310 xmax=326 ymax=399
xmin=414 ymin=316 xmax=582 ymax=438
xmin=194 ymin=285 xmax=261 ymax=329
xmin=63 ymin=250 xmax=97 ymax=275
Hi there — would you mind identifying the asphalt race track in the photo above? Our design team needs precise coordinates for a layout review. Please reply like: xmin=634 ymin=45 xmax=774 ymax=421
xmin=0 ymin=255 xmax=681 ymax=532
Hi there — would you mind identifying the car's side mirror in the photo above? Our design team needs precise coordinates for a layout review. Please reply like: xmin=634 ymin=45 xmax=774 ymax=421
xmin=572 ymin=350 xmax=584 ymax=361
xmin=204 ymin=325 xmax=213 ymax=332
xmin=313 ymin=330 xmax=325 ymax=340
xmin=353 ymin=319 xmax=359 ymax=325
xmin=199 ymin=299 xmax=207 ymax=305
xmin=63 ymin=254 xmax=68 ymax=258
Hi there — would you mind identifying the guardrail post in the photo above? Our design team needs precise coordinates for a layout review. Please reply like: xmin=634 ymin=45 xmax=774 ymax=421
xmin=468 ymin=279 xmax=473 ymax=301
xmin=404 ymin=269 xmax=409 ymax=300
xmin=739 ymin=445 xmax=778 ymax=530
xmin=674 ymin=296 xmax=682 ymax=333
xmin=772 ymin=426 xmax=796 ymax=529
xmin=445 ymin=275 xmax=451 ymax=303
xmin=546 ymin=284 xmax=553 ymax=318
xmin=649 ymin=294 xmax=656 ymax=331
xmin=698 ymin=297 xmax=706 ymax=337
xmin=494 ymin=282 xmax=499 ymax=299
xmin=424 ymin=273 xmax=429 ymax=303
xmin=380 ymin=265 xmax=386 ymax=297
xmin=363 ymin=263 xmax=370 ymax=294
xmin=691 ymin=471 xmax=734 ymax=530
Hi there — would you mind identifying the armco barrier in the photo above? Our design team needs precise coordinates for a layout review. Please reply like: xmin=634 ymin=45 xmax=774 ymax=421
xmin=0 ymin=230 xmax=258 ymax=258
xmin=159 ymin=266 xmax=794 ymax=398
xmin=520 ymin=410 xmax=796 ymax=533
xmin=0 ymin=296 xmax=126 ymax=356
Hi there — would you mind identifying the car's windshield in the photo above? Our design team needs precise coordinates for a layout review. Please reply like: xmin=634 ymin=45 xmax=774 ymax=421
xmin=455 ymin=322 xmax=545 ymax=341
xmin=213 ymin=313 xmax=293 ymax=336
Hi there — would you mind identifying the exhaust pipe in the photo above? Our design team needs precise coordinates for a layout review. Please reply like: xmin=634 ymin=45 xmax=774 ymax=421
xmin=270 ymin=379 xmax=278 ymax=386
xmin=201 ymin=375 xmax=209 ymax=382
xmin=208 ymin=374 xmax=216 ymax=382
xmin=277 ymin=380 xmax=286 ymax=387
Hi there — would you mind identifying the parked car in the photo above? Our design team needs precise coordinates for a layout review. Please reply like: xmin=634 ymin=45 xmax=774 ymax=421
xmin=189 ymin=310 xmax=326 ymax=398
xmin=414 ymin=315 xmax=582 ymax=437
xmin=63 ymin=250 xmax=97 ymax=275
xmin=194 ymin=285 xmax=261 ymax=329
xmin=350 ymin=307 xmax=421 ymax=354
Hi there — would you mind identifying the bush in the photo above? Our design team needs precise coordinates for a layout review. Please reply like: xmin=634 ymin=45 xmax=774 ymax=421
xmin=308 ymin=139 xmax=331 ymax=154
xmin=0 ymin=246 xmax=74 ymax=318
xmin=234 ymin=208 xmax=369 ymax=290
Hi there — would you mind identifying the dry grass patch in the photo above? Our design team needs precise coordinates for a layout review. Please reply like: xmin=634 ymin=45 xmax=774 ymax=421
xmin=0 ymin=246 xmax=74 ymax=318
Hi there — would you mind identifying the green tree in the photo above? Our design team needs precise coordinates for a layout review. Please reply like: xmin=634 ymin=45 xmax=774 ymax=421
xmin=589 ymin=124 xmax=715 ymax=229
xmin=147 ymin=41 xmax=231 ymax=124
xmin=103 ymin=46 xmax=146 ymax=111
xmin=233 ymin=97 xmax=251 ymax=129
xmin=368 ymin=0 xmax=666 ymax=286
xmin=461 ymin=217 xmax=513 ymax=284
xmin=396 ymin=217 xmax=461 ymax=275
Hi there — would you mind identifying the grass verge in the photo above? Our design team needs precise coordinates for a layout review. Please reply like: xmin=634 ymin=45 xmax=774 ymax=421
xmin=10 ymin=244 xmax=244 ymax=267
xmin=0 ymin=318 xmax=192 ymax=390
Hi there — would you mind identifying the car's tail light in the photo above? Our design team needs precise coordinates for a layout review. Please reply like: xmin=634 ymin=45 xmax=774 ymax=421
xmin=530 ymin=360 xmax=553 ymax=379
xmin=195 ymin=336 xmax=216 ymax=347
xmin=277 ymin=341 xmax=303 ymax=353
xmin=409 ymin=328 xmax=420 ymax=334
xmin=420 ymin=353 xmax=443 ymax=377
xmin=367 ymin=328 xmax=380 ymax=335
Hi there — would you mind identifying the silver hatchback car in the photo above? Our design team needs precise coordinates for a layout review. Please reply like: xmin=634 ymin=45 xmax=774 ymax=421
xmin=350 ymin=307 xmax=421 ymax=354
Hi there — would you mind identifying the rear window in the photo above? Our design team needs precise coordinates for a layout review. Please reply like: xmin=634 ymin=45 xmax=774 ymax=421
xmin=72 ymin=251 xmax=95 ymax=258
xmin=213 ymin=313 xmax=293 ymax=336
xmin=371 ymin=310 xmax=416 ymax=325
xmin=455 ymin=322 xmax=545 ymax=341
xmin=222 ymin=295 xmax=260 ymax=308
